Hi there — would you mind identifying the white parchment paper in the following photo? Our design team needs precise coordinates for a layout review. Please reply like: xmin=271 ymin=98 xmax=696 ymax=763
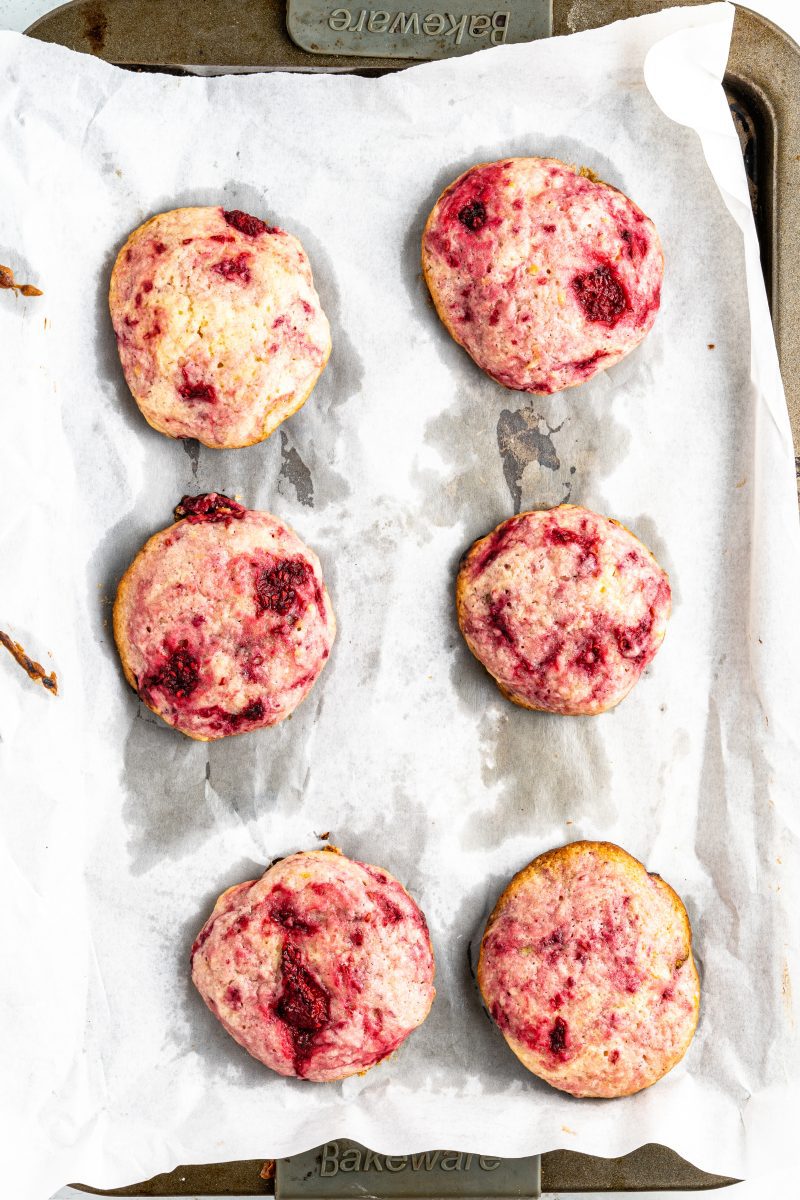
xmin=2 ymin=5 xmax=800 ymax=1196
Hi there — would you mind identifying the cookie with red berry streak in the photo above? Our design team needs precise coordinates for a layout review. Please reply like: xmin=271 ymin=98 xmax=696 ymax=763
xmin=478 ymin=841 xmax=699 ymax=1098
xmin=456 ymin=505 xmax=670 ymax=717
xmin=191 ymin=848 xmax=436 ymax=1081
xmin=422 ymin=158 xmax=663 ymax=393
xmin=109 ymin=207 xmax=331 ymax=449
xmin=113 ymin=493 xmax=335 ymax=740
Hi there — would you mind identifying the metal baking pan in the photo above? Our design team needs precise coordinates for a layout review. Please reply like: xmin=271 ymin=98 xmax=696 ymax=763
xmin=25 ymin=1 xmax=799 ymax=1195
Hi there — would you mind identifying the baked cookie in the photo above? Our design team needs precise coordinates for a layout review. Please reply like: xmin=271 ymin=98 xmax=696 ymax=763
xmin=456 ymin=505 xmax=670 ymax=716
xmin=478 ymin=841 xmax=699 ymax=1098
xmin=113 ymin=493 xmax=335 ymax=740
xmin=110 ymin=207 xmax=331 ymax=448
xmin=191 ymin=848 xmax=436 ymax=1081
xmin=422 ymin=158 xmax=663 ymax=393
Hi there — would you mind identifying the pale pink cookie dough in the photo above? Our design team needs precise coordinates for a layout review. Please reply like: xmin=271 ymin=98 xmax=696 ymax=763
xmin=422 ymin=157 xmax=663 ymax=393
xmin=478 ymin=841 xmax=700 ymax=1098
xmin=109 ymin=207 xmax=331 ymax=448
xmin=113 ymin=493 xmax=335 ymax=740
xmin=456 ymin=505 xmax=670 ymax=716
xmin=191 ymin=849 xmax=436 ymax=1081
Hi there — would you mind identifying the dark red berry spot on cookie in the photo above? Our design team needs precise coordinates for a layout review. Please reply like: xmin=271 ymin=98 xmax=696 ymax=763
xmin=141 ymin=279 xmax=154 ymax=294
xmin=350 ymin=928 xmax=364 ymax=947
xmin=212 ymin=252 xmax=252 ymax=284
xmin=146 ymin=642 xmax=200 ymax=699
xmin=177 ymin=367 xmax=217 ymax=404
xmin=239 ymin=699 xmax=265 ymax=722
xmin=369 ymin=891 xmax=404 ymax=925
xmin=194 ymin=700 xmax=267 ymax=734
xmin=542 ymin=223 xmax=556 ymax=234
xmin=615 ymin=611 xmax=655 ymax=659
xmin=572 ymin=264 xmax=628 ymax=326
xmin=576 ymin=639 xmax=605 ymax=674
xmin=227 ymin=914 xmax=250 ymax=937
xmin=225 ymin=985 xmax=243 ymax=1009
xmin=540 ymin=929 xmax=565 ymax=963
xmin=256 ymin=559 xmax=310 ymax=617
xmin=174 ymin=492 xmax=246 ymax=522
xmin=568 ymin=350 xmax=609 ymax=375
xmin=222 ymin=209 xmax=278 ymax=237
xmin=620 ymin=227 xmax=649 ymax=261
xmin=549 ymin=1016 xmax=569 ymax=1056
xmin=458 ymin=199 xmax=487 ymax=232
xmin=609 ymin=1048 xmax=620 ymax=1064
xmin=276 ymin=943 xmax=331 ymax=1071
xmin=191 ymin=923 xmax=212 ymax=958
xmin=153 ymin=242 xmax=167 ymax=255
xmin=269 ymin=886 xmax=316 ymax=934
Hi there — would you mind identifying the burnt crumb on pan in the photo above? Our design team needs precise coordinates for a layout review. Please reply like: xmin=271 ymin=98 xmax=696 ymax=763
xmin=0 ymin=630 xmax=58 ymax=695
xmin=315 ymin=830 xmax=331 ymax=841
xmin=0 ymin=264 xmax=43 ymax=298
xmin=708 ymin=343 xmax=716 ymax=349
xmin=260 ymin=1163 xmax=276 ymax=1182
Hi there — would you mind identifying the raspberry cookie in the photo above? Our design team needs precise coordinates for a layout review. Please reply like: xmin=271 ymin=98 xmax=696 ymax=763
xmin=478 ymin=841 xmax=699 ymax=1098
xmin=113 ymin=493 xmax=335 ymax=740
xmin=422 ymin=158 xmax=662 ymax=393
xmin=110 ymin=207 xmax=331 ymax=448
xmin=456 ymin=505 xmax=670 ymax=716
xmin=191 ymin=848 xmax=436 ymax=1081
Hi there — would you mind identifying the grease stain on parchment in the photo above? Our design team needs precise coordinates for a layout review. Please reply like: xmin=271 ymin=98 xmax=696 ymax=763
xmin=460 ymin=702 xmax=615 ymax=852
xmin=278 ymin=430 xmax=314 ymax=508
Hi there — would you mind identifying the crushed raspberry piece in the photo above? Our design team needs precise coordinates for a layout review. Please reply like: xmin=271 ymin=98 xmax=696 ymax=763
xmin=609 ymin=1048 xmax=620 ymax=1064
xmin=178 ymin=367 xmax=217 ymax=404
xmin=256 ymin=559 xmax=310 ymax=616
xmin=458 ymin=199 xmax=487 ymax=232
xmin=276 ymin=943 xmax=331 ymax=1069
xmin=350 ymin=928 xmax=364 ymax=947
xmin=549 ymin=1016 xmax=569 ymax=1055
xmin=194 ymin=700 xmax=266 ymax=734
xmin=222 ymin=209 xmax=278 ymax=237
xmin=225 ymin=985 xmax=243 ymax=1009
xmin=153 ymin=242 xmax=167 ymax=254
xmin=174 ymin=493 xmax=247 ymax=522
xmin=571 ymin=264 xmax=628 ymax=326
xmin=212 ymin=252 xmax=252 ymax=283
xmin=146 ymin=642 xmax=199 ymax=699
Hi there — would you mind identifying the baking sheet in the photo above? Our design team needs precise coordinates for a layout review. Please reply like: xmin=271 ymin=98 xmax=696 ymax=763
xmin=2 ymin=4 xmax=800 ymax=1197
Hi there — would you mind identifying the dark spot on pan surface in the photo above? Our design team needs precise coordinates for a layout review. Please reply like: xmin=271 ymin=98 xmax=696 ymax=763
xmin=82 ymin=3 xmax=108 ymax=54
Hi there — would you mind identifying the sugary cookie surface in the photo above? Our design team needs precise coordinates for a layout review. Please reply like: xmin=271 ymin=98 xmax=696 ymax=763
xmin=422 ymin=158 xmax=662 ymax=393
xmin=456 ymin=505 xmax=670 ymax=716
xmin=191 ymin=850 xmax=436 ymax=1081
xmin=110 ymin=207 xmax=331 ymax=448
xmin=113 ymin=494 xmax=335 ymax=740
xmin=478 ymin=841 xmax=699 ymax=1098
